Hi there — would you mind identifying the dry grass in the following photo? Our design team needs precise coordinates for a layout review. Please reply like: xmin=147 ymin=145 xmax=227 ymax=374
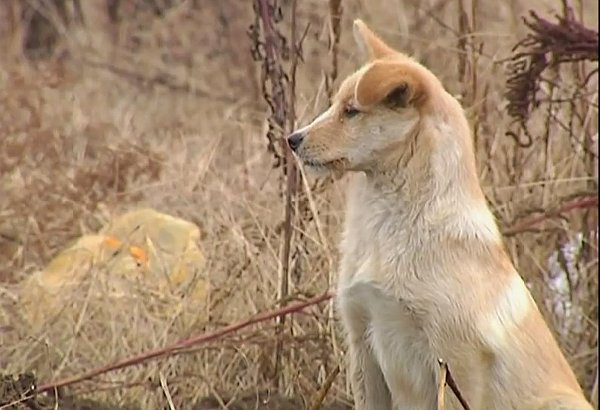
xmin=0 ymin=0 xmax=597 ymax=408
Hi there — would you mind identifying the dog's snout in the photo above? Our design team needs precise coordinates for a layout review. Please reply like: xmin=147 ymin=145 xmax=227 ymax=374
xmin=287 ymin=131 xmax=305 ymax=151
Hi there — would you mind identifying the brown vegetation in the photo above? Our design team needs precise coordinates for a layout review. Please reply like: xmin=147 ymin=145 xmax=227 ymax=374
xmin=0 ymin=0 xmax=597 ymax=408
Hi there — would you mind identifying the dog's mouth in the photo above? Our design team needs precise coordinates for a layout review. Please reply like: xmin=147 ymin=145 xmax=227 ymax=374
xmin=303 ymin=158 xmax=334 ymax=167
xmin=301 ymin=157 xmax=347 ymax=169
xmin=297 ymin=156 xmax=349 ymax=178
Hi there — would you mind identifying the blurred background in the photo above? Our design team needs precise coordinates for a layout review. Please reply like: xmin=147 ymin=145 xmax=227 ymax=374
xmin=0 ymin=0 xmax=597 ymax=409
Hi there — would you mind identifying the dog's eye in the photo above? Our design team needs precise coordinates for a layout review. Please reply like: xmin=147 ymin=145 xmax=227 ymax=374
xmin=344 ymin=106 xmax=361 ymax=118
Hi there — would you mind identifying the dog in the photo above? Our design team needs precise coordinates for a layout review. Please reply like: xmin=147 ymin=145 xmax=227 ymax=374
xmin=287 ymin=19 xmax=593 ymax=410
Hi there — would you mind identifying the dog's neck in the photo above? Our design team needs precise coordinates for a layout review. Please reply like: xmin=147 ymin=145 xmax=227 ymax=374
xmin=357 ymin=132 xmax=500 ymax=245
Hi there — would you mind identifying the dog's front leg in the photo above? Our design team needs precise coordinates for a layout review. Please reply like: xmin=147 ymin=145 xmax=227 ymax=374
xmin=339 ymin=293 xmax=392 ymax=410
xmin=347 ymin=335 xmax=392 ymax=410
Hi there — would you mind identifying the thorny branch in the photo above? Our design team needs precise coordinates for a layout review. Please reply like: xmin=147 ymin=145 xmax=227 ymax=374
xmin=248 ymin=0 xmax=290 ymax=168
xmin=504 ymin=3 xmax=598 ymax=144
xmin=326 ymin=0 xmax=342 ymax=100
xmin=249 ymin=0 xmax=304 ymax=385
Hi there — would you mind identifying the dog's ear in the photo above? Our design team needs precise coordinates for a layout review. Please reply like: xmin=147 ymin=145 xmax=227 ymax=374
xmin=353 ymin=19 xmax=396 ymax=61
xmin=354 ymin=61 xmax=425 ymax=109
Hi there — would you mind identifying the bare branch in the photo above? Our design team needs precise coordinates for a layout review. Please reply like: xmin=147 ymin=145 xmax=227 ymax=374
xmin=437 ymin=359 xmax=472 ymax=410
xmin=36 ymin=293 xmax=333 ymax=394
xmin=502 ymin=196 xmax=597 ymax=236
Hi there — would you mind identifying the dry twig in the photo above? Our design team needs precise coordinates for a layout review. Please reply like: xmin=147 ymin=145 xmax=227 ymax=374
xmin=306 ymin=364 xmax=340 ymax=410
xmin=159 ymin=372 xmax=176 ymax=410
xmin=437 ymin=360 xmax=448 ymax=410
xmin=437 ymin=359 xmax=471 ymax=410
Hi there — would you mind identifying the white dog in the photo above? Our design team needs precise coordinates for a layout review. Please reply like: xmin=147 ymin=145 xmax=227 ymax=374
xmin=287 ymin=19 xmax=593 ymax=410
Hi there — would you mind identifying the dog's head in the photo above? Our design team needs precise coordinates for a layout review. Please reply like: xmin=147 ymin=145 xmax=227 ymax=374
xmin=288 ymin=20 xmax=445 ymax=175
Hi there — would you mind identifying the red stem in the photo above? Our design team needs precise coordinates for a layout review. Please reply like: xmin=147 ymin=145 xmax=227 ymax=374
xmin=37 ymin=293 xmax=332 ymax=394
xmin=502 ymin=196 xmax=597 ymax=236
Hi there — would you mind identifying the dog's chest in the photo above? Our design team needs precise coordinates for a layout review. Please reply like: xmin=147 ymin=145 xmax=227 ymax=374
xmin=337 ymin=178 xmax=453 ymax=406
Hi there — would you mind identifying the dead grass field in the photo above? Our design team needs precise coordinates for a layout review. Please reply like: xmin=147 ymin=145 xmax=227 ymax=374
xmin=0 ymin=0 xmax=597 ymax=409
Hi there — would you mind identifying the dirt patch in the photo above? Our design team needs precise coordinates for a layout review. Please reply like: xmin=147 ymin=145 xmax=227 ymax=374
xmin=1 ymin=373 xmax=351 ymax=409
xmin=195 ymin=391 xmax=351 ymax=410
xmin=0 ymin=373 xmax=138 ymax=410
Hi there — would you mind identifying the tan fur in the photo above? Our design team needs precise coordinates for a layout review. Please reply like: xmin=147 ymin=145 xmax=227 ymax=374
xmin=288 ymin=19 xmax=592 ymax=410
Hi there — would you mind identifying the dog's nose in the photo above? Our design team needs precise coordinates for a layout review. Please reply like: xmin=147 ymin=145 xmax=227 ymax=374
xmin=287 ymin=131 xmax=305 ymax=151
